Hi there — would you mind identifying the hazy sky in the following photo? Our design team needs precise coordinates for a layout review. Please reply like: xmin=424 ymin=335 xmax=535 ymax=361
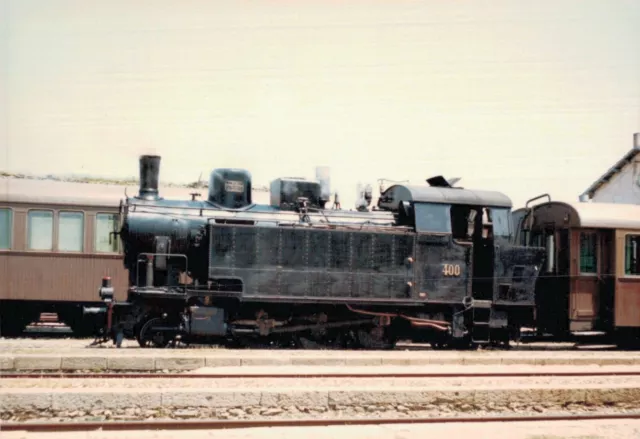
xmin=1 ymin=0 xmax=639 ymax=208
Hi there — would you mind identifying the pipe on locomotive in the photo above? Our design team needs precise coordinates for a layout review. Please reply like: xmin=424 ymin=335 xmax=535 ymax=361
xmin=345 ymin=304 xmax=450 ymax=332
xmin=138 ymin=155 xmax=161 ymax=200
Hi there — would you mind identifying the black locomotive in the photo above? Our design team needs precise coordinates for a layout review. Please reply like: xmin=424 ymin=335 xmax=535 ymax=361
xmin=96 ymin=155 xmax=545 ymax=349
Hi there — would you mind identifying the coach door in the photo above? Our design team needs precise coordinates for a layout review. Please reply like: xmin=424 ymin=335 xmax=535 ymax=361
xmin=525 ymin=226 xmax=570 ymax=334
xmin=597 ymin=230 xmax=616 ymax=330
xmin=569 ymin=229 xmax=601 ymax=331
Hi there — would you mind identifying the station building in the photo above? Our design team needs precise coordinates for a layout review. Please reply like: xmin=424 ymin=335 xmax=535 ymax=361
xmin=579 ymin=133 xmax=640 ymax=205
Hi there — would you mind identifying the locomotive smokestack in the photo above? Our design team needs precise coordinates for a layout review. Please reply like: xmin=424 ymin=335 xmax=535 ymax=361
xmin=138 ymin=155 xmax=161 ymax=200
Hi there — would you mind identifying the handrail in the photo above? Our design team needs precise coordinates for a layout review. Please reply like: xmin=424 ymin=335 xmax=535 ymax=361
xmin=126 ymin=199 xmax=393 ymax=218
xmin=522 ymin=194 xmax=551 ymax=246
xmin=525 ymin=193 xmax=551 ymax=209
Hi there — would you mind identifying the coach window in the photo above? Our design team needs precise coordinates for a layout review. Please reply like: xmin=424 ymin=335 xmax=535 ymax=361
xmin=95 ymin=213 xmax=119 ymax=253
xmin=58 ymin=211 xmax=84 ymax=252
xmin=625 ymin=235 xmax=640 ymax=276
xmin=27 ymin=210 xmax=54 ymax=251
xmin=579 ymin=232 xmax=598 ymax=275
xmin=414 ymin=202 xmax=451 ymax=234
xmin=0 ymin=208 xmax=12 ymax=250
xmin=529 ymin=231 xmax=545 ymax=248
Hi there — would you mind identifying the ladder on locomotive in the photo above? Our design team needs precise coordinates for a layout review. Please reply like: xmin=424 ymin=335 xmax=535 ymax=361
xmin=470 ymin=210 xmax=494 ymax=344
xmin=471 ymin=300 xmax=492 ymax=344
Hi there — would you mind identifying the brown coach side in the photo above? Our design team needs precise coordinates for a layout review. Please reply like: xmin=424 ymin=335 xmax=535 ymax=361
xmin=0 ymin=178 xmax=133 ymax=335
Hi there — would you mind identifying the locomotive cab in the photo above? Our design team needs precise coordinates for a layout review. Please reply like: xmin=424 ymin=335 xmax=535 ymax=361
xmin=378 ymin=183 xmax=545 ymax=344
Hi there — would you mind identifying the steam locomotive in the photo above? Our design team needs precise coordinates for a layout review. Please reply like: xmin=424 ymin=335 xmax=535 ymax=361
xmin=95 ymin=155 xmax=545 ymax=349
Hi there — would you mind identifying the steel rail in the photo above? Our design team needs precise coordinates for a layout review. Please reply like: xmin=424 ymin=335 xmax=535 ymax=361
xmin=3 ymin=412 xmax=640 ymax=432
xmin=3 ymin=370 xmax=640 ymax=379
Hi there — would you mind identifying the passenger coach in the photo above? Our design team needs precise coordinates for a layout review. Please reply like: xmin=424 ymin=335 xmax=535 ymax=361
xmin=514 ymin=196 xmax=640 ymax=345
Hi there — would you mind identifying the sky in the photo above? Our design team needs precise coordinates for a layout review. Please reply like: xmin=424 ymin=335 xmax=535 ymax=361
xmin=1 ymin=0 xmax=639 ymax=209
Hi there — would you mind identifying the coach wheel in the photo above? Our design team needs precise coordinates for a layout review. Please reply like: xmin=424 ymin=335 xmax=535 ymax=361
xmin=66 ymin=315 xmax=96 ymax=338
xmin=0 ymin=317 xmax=25 ymax=337
xmin=0 ymin=311 xmax=31 ymax=337
xmin=137 ymin=317 xmax=171 ymax=348
xmin=615 ymin=329 xmax=640 ymax=350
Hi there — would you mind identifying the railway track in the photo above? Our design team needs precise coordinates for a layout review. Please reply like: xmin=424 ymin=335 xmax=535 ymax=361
xmin=4 ymin=369 xmax=640 ymax=379
xmin=3 ymin=412 xmax=640 ymax=433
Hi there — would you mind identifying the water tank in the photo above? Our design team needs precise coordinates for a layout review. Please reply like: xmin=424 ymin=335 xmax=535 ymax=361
xmin=208 ymin=168 xmax=252 ymax=209
xmin=270 ymin=177 xmax=323 ymax=210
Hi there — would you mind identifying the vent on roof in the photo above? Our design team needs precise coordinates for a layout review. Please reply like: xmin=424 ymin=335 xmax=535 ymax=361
xmin=426 ymin=176 xmax=462 ymax=189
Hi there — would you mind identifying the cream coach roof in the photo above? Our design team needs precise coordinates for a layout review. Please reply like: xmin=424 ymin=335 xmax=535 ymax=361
xmin=526 ymin=200 xmax=640 ymax=230
xmin=0 ymin=178 xmax=270 ymax=207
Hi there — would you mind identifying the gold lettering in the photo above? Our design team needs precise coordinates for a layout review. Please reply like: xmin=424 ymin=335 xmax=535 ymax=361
xmin=442 ymin=264 xmax=462 ymax=277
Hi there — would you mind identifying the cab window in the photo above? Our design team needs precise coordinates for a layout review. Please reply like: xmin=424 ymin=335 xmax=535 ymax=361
xmin=490 ymin=208 xmax=512 ymax=239
xmin=414 ymin=203 xmax=451 ymax=234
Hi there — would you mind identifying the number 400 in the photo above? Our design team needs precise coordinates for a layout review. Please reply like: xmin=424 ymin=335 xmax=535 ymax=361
xmin=442 ymin=264 xmax=461 ymax=276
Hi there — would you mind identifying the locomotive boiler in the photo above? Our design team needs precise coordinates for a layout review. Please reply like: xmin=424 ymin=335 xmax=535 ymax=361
xmin=96 ymin=155 xmax=545 ymax=349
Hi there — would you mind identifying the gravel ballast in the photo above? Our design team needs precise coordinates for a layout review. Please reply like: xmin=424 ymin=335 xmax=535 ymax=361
xmin=2 ymin=382 xmax=640 ymax=422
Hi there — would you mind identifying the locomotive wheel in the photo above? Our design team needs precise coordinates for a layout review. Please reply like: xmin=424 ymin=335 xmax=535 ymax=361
xmin=429 ymin=332 xmax=452 ymax=350
xmin=356 ymin=326 xmax=396 ymax=350
xmin=430 ymin=340 xmax=449 ymax=350
xmin=430 ymin=333 xmax=479 ymax=351
xmin=137 ymin=317 xmax=171 ymax=348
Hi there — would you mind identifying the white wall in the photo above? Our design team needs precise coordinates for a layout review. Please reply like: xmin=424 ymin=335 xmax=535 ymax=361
xmin=590 ymin=160 xmax=640 ymax=204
